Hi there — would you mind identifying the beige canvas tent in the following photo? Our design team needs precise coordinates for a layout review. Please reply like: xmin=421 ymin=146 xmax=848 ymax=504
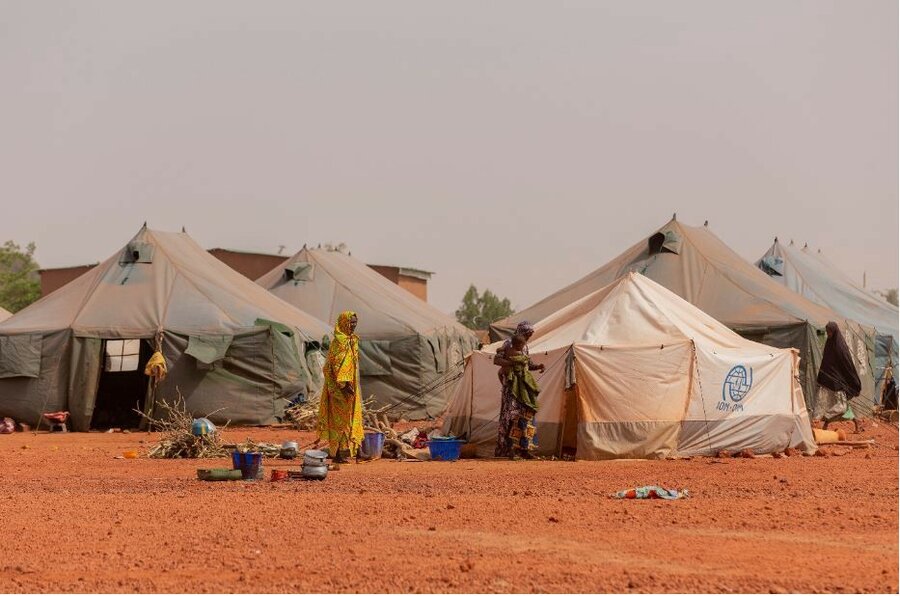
xmin=257 ymin=247 xmax=478 ymax=419
xmin=445 ymin=273 xmax=817 ymax=459
xmin=0 ymin=307 xmax=10 ymax=323
xmin=491 ymin=218 xmax=876 ymax=411
xmin=0 ymin=226 xmax=331 ymax=430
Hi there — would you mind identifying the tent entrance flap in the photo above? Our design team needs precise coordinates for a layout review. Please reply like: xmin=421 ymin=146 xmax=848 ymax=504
xmin=90 ymin=339 xmax=152 ymax=430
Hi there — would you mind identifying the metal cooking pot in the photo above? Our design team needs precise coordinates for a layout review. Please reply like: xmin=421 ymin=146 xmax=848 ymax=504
xmin=303 ymin=449 xmax=328 ymax=467
xmin=279 ymin=441 xmax=299 ymax=460
xmin=301 ymin=463 xmax=328 ymax=480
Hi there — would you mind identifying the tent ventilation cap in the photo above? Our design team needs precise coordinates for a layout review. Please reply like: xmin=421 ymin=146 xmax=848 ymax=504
xmin=648 ymin=229 xmax=682 ymax=256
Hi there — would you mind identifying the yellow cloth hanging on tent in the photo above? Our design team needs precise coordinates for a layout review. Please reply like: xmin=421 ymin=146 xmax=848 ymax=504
xmin=144 ymin=351 xmax=167 ymax=382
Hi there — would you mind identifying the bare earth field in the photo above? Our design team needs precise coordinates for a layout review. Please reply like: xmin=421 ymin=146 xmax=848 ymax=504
xmin=0 ymin=421 xmax=897 ymax=594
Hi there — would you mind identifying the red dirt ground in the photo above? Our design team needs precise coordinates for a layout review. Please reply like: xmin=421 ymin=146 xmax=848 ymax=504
xmin=0 ymin=420 xmax=896 ymax=594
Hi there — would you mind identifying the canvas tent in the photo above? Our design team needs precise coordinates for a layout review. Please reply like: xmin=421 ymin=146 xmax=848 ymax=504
xmin=491 ymin=218 xmax=877 ymax=413
xmin=445 ymin=273 xmax=816 ymax=459
xmin=257 ymin=247 xmax=478 ymax=419
xmin=0 ymin=226 xmax=331 ymax=430
xmin=757 ymin=239 xmax=898 ymax=400
xmin=0 ymin=307 xmax=10 ymax=323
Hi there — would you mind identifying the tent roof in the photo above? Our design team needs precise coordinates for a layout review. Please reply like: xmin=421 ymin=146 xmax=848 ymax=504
xmin=757 ymin=240 xmax=898 ymax=340
xmin=0 ymin=307 xmax=10 ymax=323
xmin=0 ymin=227 xmax=331 ymax=339
xmin=256 ymin=248 xmax=473 ymax=339
xmin=493 ymin=272 xmax=784 ymax=355
xmin=495 ymin=218 xmax=840 ymax=335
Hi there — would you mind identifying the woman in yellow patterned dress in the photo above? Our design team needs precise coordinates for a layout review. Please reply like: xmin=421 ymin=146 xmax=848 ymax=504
xmin=317 ymin=311 xmax=365 ymax=463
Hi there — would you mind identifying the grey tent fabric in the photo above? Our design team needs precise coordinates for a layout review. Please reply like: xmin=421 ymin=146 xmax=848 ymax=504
xmin=0 ymin=226 xmax=332 ymax=430
xmin=0 ymin=334 xmax=42 ymax=379
xmin=491 ymin=218 xmax=878 ymax=412
xmin=257 ymin=247 xmax=479 ymax=418
xmin=756 ymin=239 xmax=898 ymax=403
xmin=185 ymin=335 xmax=234 ymax=365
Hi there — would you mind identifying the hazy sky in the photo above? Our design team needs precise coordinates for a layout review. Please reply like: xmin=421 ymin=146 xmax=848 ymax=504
xmin=1 ymin=1 xmax=896 ymax=314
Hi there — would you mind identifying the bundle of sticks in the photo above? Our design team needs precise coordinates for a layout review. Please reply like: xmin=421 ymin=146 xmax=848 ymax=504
xmin=224 ymin=438 xmax=281 ymax=457
xmin=283 ymin=393 xmax=320 ymax=431
xmin=136 ymin=393 xmax=228 ymax=459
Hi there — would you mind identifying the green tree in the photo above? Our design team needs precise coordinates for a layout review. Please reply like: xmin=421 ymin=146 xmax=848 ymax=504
xmin=455 ymin=284 xmax=514 ymax=330
xmin=0 ymin=241 xmax=41 ymax=312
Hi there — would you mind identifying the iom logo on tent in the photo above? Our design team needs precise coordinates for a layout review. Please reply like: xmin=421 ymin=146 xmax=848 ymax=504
xmin=719 ymin=365 xmax=753 ymax=413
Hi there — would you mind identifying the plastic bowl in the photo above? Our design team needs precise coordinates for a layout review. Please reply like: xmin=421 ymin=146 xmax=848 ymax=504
xmin=427 ymin=439 xmax=465 ymax=461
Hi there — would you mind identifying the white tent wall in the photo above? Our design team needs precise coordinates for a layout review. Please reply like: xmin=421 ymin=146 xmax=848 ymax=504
xmin=676 ymin=345 xmax=811 ymax=456
xmin=573 ymin=343 xmax=693 ymax=459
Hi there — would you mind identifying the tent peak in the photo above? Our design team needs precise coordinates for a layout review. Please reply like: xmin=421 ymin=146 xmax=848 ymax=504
xmin=672 ymin=212 xmax=677 ymax=221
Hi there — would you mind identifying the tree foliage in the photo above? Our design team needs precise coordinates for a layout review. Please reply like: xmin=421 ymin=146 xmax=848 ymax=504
xmin=455 ymin=284 xmax=513 ymax=330
xmin=0 ymin=241 xmax=41 ymax=313
xmin=879 ymin=288 xmax=898 ymax=307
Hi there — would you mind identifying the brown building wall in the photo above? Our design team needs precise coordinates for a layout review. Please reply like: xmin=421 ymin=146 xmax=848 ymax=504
xmin=367 ymin=265 xmax=428 ymax=301
xmin=395 ymin=276 xmax=428 ymax=302
xmin=207 ymin=249 xmax=288 ymax=282
xmin=367 ymin=265 xmax=400 ymax=285
xmin=39 ymin=265 xmax=97 ymax=297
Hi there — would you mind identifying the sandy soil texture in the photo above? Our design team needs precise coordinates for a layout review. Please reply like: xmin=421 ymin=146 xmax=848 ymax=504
xmin=0 ymin=420 xmax=896 ymax=593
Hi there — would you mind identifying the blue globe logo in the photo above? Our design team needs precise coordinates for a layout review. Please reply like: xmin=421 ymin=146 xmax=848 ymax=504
xmin=722 ymin=365 xmax=753 ymax=402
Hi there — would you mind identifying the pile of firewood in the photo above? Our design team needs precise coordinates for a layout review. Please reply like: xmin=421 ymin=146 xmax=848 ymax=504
xmin=283 ymin=393 xmax=320 ymax=431
xmin=362 ymin=406 xmax=428 ymax=460
xmin=137 ymin=393 xmax=228 ymax=459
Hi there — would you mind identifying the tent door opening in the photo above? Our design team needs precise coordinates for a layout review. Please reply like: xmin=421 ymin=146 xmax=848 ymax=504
xmin=558 ymin=385 xmax=579 ymax=460
xmin=90 ymin=339 xmax=152 ymax=430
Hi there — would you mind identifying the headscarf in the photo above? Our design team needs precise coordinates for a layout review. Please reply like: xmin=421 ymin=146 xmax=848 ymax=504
xmin=515 ymin=321 xmax=535 ymax=336
xmin=817 ymin=321 xmax=861 ymax=398
xmin=327 ymin=310 xmax=359 ymax=380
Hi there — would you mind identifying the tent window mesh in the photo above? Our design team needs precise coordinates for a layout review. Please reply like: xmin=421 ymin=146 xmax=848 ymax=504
xmin=759 ymin=256 xmax=784 ymax=277
xmin=105 ymin=339 xmax=140 ymax=372
xmin=285 ymin=263 xmax=314 ymax=282
xmin=120 ymin=242 xmax=154 ymax=264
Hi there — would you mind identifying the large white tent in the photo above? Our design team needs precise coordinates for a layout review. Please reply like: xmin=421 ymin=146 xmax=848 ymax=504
xmin=444 ymin=273 xmax=816 ymax=459
xmin=757 ymin=239 xmax=898 ymax=401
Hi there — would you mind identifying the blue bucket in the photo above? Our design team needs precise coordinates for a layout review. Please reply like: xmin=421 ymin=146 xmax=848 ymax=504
xmin=231 ymin=452 xmax=263 ymax=480
xmin=359 ymin=432 xmax=385 ymax=460
xmin=427 ymin=439 xmax=465 ymax=461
